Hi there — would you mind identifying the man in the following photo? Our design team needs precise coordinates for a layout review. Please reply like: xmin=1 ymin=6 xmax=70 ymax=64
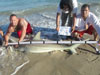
xmin=4 ymin=14 xmax=33 ymax=46
xmin=72 ymin=4 xmax=100 ymax=41
xmin=56 ymin=0 xmax=78 ymax=31
xmin=0 ymin=29 xmax=3 ymax=37
xmin=0 ymin=29 xmax=3 ymax=45
xmin=56 ymin=0 xmax=78 ymax=39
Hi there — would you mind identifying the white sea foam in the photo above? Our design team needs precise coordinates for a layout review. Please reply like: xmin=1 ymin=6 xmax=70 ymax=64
xmin=11 ymin=60 xmax=30 ymax=75
xmin=0 ymin=46 xmax=29 ymax=75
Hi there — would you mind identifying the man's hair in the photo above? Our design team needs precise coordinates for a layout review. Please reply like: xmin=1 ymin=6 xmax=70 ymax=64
xmin=10 ymin=14 xmax=17 ymax=19
xmin=81 ymin=4 xmax=90 ymax=10
xmin=60 ymin=0 xmax=73 ymax=11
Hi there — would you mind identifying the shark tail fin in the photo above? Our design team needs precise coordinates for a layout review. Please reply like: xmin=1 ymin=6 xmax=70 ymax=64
xmin=69 ymin=44 xmax=80 ymax=54
xmin=33 ymin=32 xmax=41 ymax=40
xmin=69 ymin=38 xmax=90 ymax=54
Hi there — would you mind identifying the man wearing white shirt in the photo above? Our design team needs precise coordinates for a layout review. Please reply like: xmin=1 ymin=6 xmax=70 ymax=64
xmin=56 ymin=0 xmax=78 ymax=31
xmin=56 ymin=0 xmax=78 ymax=40
xmin=73 ymin=4 xmax=100 ymax=41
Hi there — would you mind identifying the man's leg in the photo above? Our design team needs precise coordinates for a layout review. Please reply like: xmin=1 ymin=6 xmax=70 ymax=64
xmin=93 ymin=30 xmax=98 ymax=41
xmin=61 ymin=12 xmax=69 ymax=26
xmin=72 ymin=30 xmax=85 ymax=40
xmin=17 ymin=30 xmax=22 ymax=38
xmin=86 ymin=25 xmax=98 ymax=41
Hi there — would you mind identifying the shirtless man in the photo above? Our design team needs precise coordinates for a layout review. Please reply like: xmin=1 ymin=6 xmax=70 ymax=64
xmin=4 ymin=14 xmax=32 ymax=46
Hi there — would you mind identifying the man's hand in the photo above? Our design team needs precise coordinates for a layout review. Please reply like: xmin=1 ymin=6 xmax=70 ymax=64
xmin=56 ymin=26 xmax=59 ymax=32
xmin=72 ymin=26 xmax=75 ymax=33
xmin=5 ymin=41 xmax=8 ymax=47
xmin=14 ymin=40 xmax=20 ymax=48
xmin=85 ymin=24 xmax=89 ymax=30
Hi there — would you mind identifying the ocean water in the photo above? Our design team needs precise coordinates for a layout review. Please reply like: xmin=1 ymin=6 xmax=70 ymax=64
xmin=0 ymin=0 xmax=100 ymax=31
xmin=0 ymin=0 xmax=100 ymax=75
xmin=0 ymin=0 xmax=100 ymax=33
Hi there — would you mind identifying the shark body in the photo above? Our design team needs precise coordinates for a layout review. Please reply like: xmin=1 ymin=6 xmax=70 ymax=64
xmin=9 ymin=32 xmax=81 ymax=54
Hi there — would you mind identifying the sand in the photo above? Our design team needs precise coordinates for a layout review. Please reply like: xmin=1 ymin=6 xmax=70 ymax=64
xmin=16 ymin=42 xmax=100 ymax=75
xmin=6 ymin=33 xmax=98 ymax=75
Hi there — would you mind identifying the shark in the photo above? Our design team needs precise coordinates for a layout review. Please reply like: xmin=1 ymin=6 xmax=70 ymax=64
xmin=8 ymin=32 xmax=81 ymax=54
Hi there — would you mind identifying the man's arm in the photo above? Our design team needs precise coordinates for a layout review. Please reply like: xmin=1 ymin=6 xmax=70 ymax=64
xmin=91 ymin=13 xmax=100 ymax=43
xmin=72 ymin=0 xmax=78 ymax=32
xmin=56 ymin=13 xmax=60 ymax=31
xmin=0 ymin=29 xmax=3 ymax=37
xmin=4 ymin=26 xmax=12 ymax=46
xmin=72 ymin=13 xmax=76 ymax=32
xmin=56 ymin=4 xmax=61 ymax=32
xmin=92 ymin=14 xmax=100 ymax=36
xmin=18 ymin=19 xmax=27 ymax=42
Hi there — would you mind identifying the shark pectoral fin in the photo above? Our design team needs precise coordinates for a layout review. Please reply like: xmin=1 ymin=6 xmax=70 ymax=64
xmin=33 ymin=32 xmax=41 ymax=40
xmin=70 ymin=48 xmax=77 ymax=54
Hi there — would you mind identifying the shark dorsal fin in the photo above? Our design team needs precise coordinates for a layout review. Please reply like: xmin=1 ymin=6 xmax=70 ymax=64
xmin=33 ymin=32 xmax=41 ymax=40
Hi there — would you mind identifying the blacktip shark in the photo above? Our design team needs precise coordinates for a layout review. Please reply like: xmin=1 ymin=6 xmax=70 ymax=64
xmin=8 ymin=32 xmax=82 ymax=54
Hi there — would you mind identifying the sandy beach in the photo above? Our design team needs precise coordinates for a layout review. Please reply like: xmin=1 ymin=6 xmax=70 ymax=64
xmin=0 ymin=0 xmax=100 ymax=75
xmin=16 ymin=36 xmax=100 ymax=75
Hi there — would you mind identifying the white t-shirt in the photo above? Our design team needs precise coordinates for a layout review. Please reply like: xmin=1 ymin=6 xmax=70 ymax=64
xmin=57 ymin=0 xmax=78 ymax=14
xmin=75 ymin=12 xmax=100 ymax=37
